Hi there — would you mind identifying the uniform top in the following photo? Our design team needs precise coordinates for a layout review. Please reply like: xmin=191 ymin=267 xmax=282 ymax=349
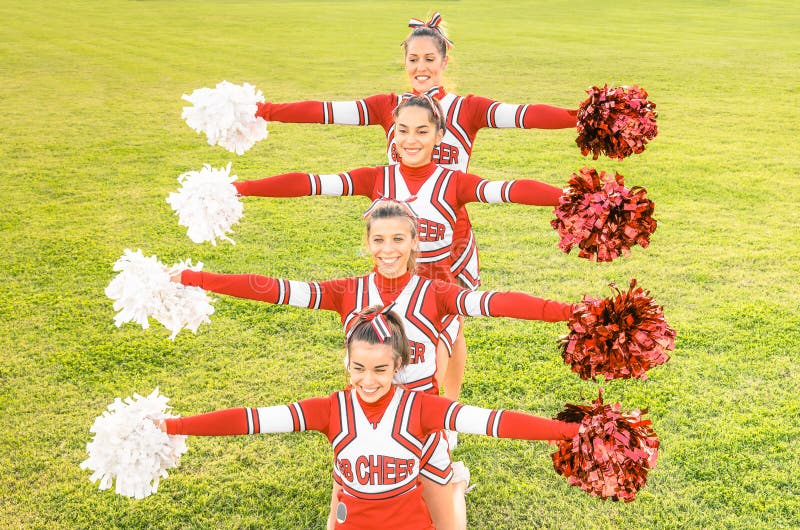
xmin=233 ymin=161 xmax=563 ymax=287
xmin=165 ymin=385 xmax=579 ymax=530
xmin=256 ymin=87 xmax=577 ymax=288
xmin=180 ymin=268 xmax=573 ymax=394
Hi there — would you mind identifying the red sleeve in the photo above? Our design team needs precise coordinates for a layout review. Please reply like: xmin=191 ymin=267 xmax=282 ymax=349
xmin=522 ymin=105 xmax=578 ymax=129
xmin=165 ymin=408 xmax=250 ymax=436
xmin=233 ymin=172 xmax=312 ymax=197
xmin=233 ymin=167 xmax=378 ymax=199
xmin=496 ymin=410 xmax=579 ymax=440
xmin=180 ymin=270 xmax=345 ymax=312
xmin=489 ymin=292 xmax=574 ymax=322
xmin=256 ymin=101 xmax=325 ymax=123
xmin=164 ymin=396 xmax=334 ymax=436
xmin=459 ymin=95 xmax=576 ymax=131
xmin=364 ymin=93 xmax=400 ymax=130
xmin=256 ymin=94 xmax=396 ymax=130
xmin=417 ymin=394 xmax=579 ymax=440
xmin=435 ymin=281 xmax=574 ymax=322
xmin=454 ymin=171 xmax=563 ymax=206
xmin=507 ymin=179 xmax=563 ymax=206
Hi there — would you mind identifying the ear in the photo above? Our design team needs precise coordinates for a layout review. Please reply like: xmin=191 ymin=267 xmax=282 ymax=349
xmin=435 ymin=126 xmax=445 ymax=145
xmin=442 ymin=55 xmax=449 ymax=70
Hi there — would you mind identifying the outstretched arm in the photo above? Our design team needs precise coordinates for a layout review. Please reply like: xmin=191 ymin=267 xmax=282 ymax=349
xmin=455 ymin=171 xmax=563 ymax=207
xmin=233 ymin=166 xmax=378 ymax=199
xmin=256 ymin=93 xmax=397 ymax=128
xmin=436 ymin=281 xmax=574 ymax=322
xmin=164 ymin=396 xmax=332 ymax=436
xmin=462 ymin=95 xmax=577 ymax=132
xmin=418 ymin=393 xmax=578 ymax=440
xmin=178 ymin=270 xmax=344 ymax=313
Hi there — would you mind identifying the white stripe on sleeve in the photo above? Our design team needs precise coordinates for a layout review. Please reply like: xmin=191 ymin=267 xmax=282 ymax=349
xmin=255 ymin=405 xmax=296 ymax=433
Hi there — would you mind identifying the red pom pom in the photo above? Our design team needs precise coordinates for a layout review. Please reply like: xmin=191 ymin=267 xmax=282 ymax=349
xmin=576 ymin=85 xmax=658 ymax=160
xmin=552 ymin=389 xmax=659 ymax=502
xmin=561 ymin=279 xmax=675 ymax=380
xmin=551 ymin=167 xmax=657 ymax=262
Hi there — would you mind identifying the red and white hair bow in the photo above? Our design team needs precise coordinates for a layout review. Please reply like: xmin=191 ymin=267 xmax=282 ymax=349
xmin=408 ymin=12 xmax=454 ymax=48
xmin=346 ymin=303 xmax=397 ymax=343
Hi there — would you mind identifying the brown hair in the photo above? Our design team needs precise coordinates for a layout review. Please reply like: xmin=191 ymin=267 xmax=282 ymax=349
xmin=392 ymin=94 xmax=446 ymax=132
xmin=402 ymin=26 xmax=449 ymax=58
xmin=365 ymin=201 xmax=418 ymax=274
xmin=346 ymin=305 xmax=411 ymax=369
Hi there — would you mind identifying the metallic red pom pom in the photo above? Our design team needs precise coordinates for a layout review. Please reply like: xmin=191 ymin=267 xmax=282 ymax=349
xmin=561 ymin=279 xmax=675 ymax=380
xmin=552 ymin=389 xmax=659 ymax=502
xmin=576 ymin=85 xmax=658 ymax=160
xmin=551 ymin=168 xmax=657 ymax=262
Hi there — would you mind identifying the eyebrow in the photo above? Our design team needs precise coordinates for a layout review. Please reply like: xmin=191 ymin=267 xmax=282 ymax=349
xmin=352 ymin=362 xmax=391 ymax=369
xmin=396 ymin=122 xmax=430 ymax=130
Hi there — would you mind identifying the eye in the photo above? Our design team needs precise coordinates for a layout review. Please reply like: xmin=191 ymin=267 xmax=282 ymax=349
xmin=394 ymin=236 xmax=405 ymax=242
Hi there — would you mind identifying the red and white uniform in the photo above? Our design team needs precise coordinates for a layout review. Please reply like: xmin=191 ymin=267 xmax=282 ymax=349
xmin=165 ymin=386 xmax=579 ymax=530
xmin=180 ymin=269 xmax=573 ymax=394
xmin=234 ymin=161 xmax=563 ymax=286
xmin=257 ymin=87 xmax=576 ymax=289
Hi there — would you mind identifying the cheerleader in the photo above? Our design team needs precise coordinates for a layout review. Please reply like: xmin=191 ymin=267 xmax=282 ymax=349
xmin=255 ymin=11 xmax=577 ymax=291
xmin=158 ymin=306 xmax=581 ymax=530
xmin=236 ymin=95 xmax=566 ymax=401
xmin=175 ymin=201 xmax=576 ymax=530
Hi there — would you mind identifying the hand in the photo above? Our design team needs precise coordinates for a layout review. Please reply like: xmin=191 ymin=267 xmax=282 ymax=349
xmin=255 ymin=101 xmax=271 ymax=120
xmin=152 ymin=418 xmax=167 ymax=433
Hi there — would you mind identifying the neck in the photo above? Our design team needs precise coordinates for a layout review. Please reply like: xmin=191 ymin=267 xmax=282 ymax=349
xmin=373 ymin=268 xmax=412 ymax=302
xmin=355 ymin=385 xmax=397 ymax=424
xmin=399 ymin=160 xmax=437 ymax=177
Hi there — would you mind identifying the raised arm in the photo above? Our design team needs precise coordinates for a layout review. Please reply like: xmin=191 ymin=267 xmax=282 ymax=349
xmin=179 ymin=270 xmax=345 ymax=313
xmin=435 ymin=280 xmax=574 ymax=322
xmin=461 ymin=94 xmax=577 ymax=134
xmin=164 ymin=396 xmax=332 ymax=436
xmin=418 ymin=393 xmax=578 ymax=440
xmin=455 ymin=171 xmax=563 ymax=207
xmin=233 ymin=166 xmax=379 ymax=199
xmin=256 ymin=93 xmax=397 ymax=128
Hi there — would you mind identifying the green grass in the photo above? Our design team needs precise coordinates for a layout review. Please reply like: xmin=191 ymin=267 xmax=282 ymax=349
xmin=2 ymin=1 xmax=799 ymax=528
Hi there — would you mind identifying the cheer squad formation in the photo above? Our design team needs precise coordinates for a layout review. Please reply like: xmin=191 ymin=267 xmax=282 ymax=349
xmin=83 ymin=12 xmax=673 ymax=530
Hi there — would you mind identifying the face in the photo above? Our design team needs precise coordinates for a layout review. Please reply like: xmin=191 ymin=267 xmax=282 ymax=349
xmin=404 ymin=36 xmax=448 ymax=93
xmin=367 ymin=216 xmax=417 ymax=278
xmin=348 ymin=340 xmax=398 ymax=403
xmin=394 ymin=105 xmax=443 ymax=167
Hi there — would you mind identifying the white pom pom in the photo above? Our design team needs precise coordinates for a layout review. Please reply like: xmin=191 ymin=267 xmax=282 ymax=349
xmin=105 ymin=250 xmax=215 ymax=339
xmin=166 ymin=162 xmax=244 ymax=245
xmin=81 ymin=388 xmax=188 ymax=499
xmin=182 ymin=81 xmax=268 ymax=155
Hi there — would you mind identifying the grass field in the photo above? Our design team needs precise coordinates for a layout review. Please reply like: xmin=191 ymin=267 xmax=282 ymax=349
xmin=1 ymin=1 xmax=799 ymax=528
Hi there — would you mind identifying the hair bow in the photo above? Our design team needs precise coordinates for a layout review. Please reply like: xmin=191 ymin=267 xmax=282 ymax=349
xmin=346 ymin=303 xmax=397 ymax=343
xmin=408 ymin=12 xmax=454 ymax=48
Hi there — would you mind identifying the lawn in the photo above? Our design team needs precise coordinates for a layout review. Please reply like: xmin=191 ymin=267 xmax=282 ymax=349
xmin=1 ymin=1 xmax=798 ymax=528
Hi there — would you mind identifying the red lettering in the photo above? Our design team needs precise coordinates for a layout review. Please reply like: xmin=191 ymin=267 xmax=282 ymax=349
xmin=433 ymin=143 xmax=459 ymax=166
xmin=336 ymin=458 xmax=354 ymax=481
xmin=347 ymin=455 xmax=417 ymax=485
xmin=417 ymin=218 xmax=447 ymax=243
xmin=408 ymin=340 xmax=426 ymax=364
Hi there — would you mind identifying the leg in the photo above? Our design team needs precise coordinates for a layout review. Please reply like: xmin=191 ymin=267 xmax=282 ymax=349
xmin=435 ymin=338 xmax=450 ymax=392
xmin=421 ymin=476 xmax=458 ymax=530
xmin=443 ymin=326 xmax=467 ymax=401
xmin=327 ymin=480 xmax=342 ymax=530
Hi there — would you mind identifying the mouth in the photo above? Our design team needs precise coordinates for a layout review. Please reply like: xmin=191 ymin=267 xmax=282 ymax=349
xmin=415 ymin=75 xmax=430 ymax=82
xmin=401 ymin=147 xmax=422 ymax=157
xmin=359 ymin=386 xmax=380 ymax=396
xmin=378 ymin=257 xmax=400 ymax=267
